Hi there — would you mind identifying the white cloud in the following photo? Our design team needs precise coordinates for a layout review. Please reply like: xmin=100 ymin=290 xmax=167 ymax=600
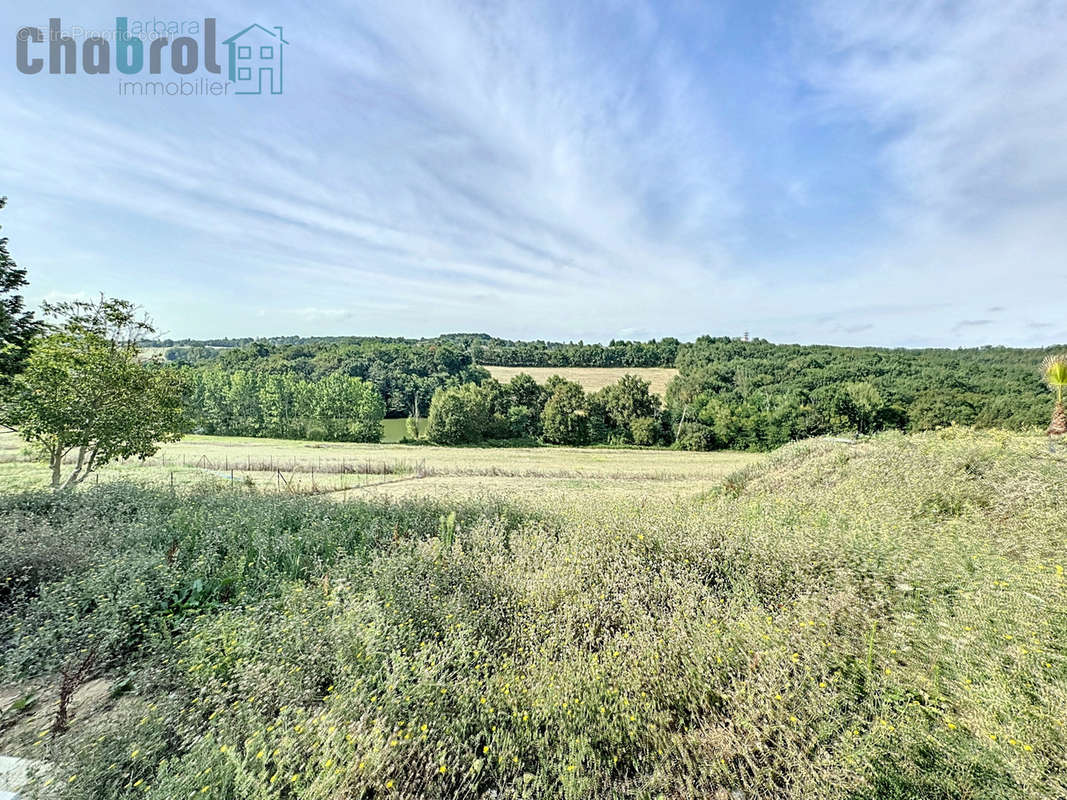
xmin=808 ymin=0 xmax=1067 ymax=229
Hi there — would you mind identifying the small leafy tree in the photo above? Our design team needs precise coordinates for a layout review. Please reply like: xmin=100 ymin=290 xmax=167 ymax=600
xmin=0 ymin=297 xmax=184 ymax=490
xmin=405 ymin=414 xmax=420 ymax=440
xmin=425 ymin=384 xmax=491 ymax=444
xmin=541 ymin=379 xmax=590 ymax=446
xmin=832 ymin=381 xmax=887 ymax=435
xmin=0 ymin=197 xmax=43 ymax=378
xmin=1042 ymin=354 xmax=1067 ymax=437
xmin=597 ymin=374 xmax=660 ymax=442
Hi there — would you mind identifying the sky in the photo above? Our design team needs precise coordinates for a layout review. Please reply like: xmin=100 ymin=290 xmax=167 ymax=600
xmin=1 ymin=0 xmax=1065 ymax=347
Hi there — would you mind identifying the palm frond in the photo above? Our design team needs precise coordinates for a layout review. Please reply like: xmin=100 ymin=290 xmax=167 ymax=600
xmin=1041 ymin=354 xmax=1067 ymax=389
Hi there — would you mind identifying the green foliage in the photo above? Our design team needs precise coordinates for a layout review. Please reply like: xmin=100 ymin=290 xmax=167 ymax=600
xmin=1043 ymin=354 xmax=1067 ymax=403
xmin=425 ymin=384 xmax=492 ymax=444
xmin=183 ymin=369 xmax=384 ymax=442
xmin=595 ymin=373 xmax=660 ymax=443
xmin=405 ymin=414 xmax=420 ymax=440
xmin=668 ymin=336 xmax=1065 ymax=450
xmin=0 ymin=197 xmax=42 ymax=378
xmin=628 ymin=415 xmax=659 ymax=446
xmin=164 ymin=334 xmax=1067 ymax=450
xmin=2 ymin=432 xmax=1065 ymax=798
xmin=1 ymin=328 xmax=184 ymax=489
xmin=146 ymin=334 xmax=681 ymax=369
xmin=541 ymin=379 xmax=591 ymax=445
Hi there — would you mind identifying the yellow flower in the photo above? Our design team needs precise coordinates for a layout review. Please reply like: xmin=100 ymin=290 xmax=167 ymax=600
xmin=439 ymin=765 xmax=447 ymax=774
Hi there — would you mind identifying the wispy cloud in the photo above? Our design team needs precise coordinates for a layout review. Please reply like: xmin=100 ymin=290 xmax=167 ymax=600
xmin=1 ymin=0 xmax=1064 ymax=346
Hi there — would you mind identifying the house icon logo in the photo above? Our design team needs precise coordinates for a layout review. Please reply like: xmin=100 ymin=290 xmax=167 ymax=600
xmin=222 ymin=24 xmax=287 ymax=95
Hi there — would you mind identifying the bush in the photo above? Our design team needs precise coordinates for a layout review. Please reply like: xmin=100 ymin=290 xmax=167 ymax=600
xmin=7 ymin=431 xmax=1066 ymax=799
xmin=425 ymin=384 xmax=492 ymax=444
xmin=629 ymin=416 xmax=659 ymax=446
xmin=674 ymin=421 xmax=716 ymax=450
xmin=541 ymin=380 xmax=591 ymax=445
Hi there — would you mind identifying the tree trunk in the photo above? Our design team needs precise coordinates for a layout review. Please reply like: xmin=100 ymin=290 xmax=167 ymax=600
xmin=59 ymin=446 xmax=88 ymax=491
xmin=50 ymin=446 xmax=63 ymax=490
xmin=1049 ymin=402 xmax=1067 ymax=437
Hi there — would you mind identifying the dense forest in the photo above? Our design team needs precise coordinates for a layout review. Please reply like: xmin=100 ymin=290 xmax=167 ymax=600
xmin=152 ymin=334 xmax=680 ymax=369
xmin=666 ymin=337 xmax=1057 ymax=450
xmin=161 ymin=334 xmax=1064 ymax=450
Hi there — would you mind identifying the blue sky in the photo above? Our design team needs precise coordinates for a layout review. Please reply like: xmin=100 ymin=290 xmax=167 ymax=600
xmin=2 ymin=0 xmax=1065 ymax=346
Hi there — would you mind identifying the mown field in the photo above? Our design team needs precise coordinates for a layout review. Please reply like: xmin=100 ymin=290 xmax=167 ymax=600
xmin=0 ymin=429 xmax=1065 ymax=799
xmin=0 ymin=432 xmax=757 ymax=503
xmin=485 ymin=366 xmax=678 ymax=398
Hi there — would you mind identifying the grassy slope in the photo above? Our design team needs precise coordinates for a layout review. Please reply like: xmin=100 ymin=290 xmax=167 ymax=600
xmin=0 ymin=429 xmax=1064 ymax=799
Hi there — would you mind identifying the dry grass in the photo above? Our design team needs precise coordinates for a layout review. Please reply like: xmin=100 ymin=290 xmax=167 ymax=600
xmin=485 ymin=365 xmax=678 ymax=397
xmin=0 ymin=431 xmax=759 ymax=503
xmin=2 ymin=429 xmax=1064 ymax=799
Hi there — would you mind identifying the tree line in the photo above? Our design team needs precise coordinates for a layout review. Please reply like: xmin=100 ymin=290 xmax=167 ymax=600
xmin=424 ymin=373 xmax=671 ymax=446
xmin=183 ymin=369 xmax=384 ymax=441
xmin=172 ymin=339 xmax=489 ymax=419
xmin=167 ymin=332 xmax=1067 ymax=451
xmin=158 ymin=333 xmax=681 ymax=370
xmin=665 ymin=336 xmax=1062 ymax=450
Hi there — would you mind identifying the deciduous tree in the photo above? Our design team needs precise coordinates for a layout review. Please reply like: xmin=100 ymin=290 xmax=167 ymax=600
xmin=1 ymin=298 xmax=184 ymax=490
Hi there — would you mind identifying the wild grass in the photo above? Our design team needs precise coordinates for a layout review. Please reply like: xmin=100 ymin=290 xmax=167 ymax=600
xmin=0 ymin=429 xmax=1064 ymax=799
xmin=0 ymin=431 xmax=759 ymax=501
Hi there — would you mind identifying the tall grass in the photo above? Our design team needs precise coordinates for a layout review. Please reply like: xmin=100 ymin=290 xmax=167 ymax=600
xmin=1 ymin=429 xmax=1064 ymax=799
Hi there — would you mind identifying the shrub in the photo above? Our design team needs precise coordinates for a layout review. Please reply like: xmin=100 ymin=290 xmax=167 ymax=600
xmin=629 ymin=415 xmax=659 ymax=446
xmin=541 ymin=379 xmax=591 ymax=445
xmin=425 ymin=384 xmax=492 ymax=444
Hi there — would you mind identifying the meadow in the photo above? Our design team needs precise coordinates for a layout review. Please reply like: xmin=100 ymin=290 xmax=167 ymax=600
xmin=0 ymin=428 xmax=1064 ymax=798
xmin=0 ymin=431 xmax=757 ymax=502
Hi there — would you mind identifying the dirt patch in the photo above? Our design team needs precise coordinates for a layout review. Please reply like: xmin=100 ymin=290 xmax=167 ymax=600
xmin=0 ymin=676 xmax=122 ymax=757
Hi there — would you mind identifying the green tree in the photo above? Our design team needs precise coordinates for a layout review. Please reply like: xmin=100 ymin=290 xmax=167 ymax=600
xmin=1042 ymin=354 xmax=1067 ymax=436
xmin=629 ymin=416 xmax=659 ymax=446
xmin=0 ymin=298 xmax=184 ymax=490
xmin=597 ymin=374 xmax=660 ymax=443
xmin=541 ymin=379 xmax=591 ymax=446
xmin=309 ymin=372 xmax=384 ymax=442
xmin=0 ymin=197 xmax=42 ymax=377
xmin=425 ymin=384 xmax=491 ymax=444
xmin=832 ymin=382 xmax=886 ymax=435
